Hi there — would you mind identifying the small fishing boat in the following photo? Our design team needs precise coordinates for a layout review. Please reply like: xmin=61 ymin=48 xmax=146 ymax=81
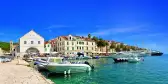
xmin=112 ymin=52 xmax=129 ymax=62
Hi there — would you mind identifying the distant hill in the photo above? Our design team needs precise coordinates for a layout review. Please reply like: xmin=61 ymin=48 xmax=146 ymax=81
xmin=0 ymin=42 xmax=10 ymax=51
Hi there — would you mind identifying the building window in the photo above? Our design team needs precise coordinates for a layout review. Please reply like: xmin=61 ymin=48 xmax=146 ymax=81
xmin=48 ymin=45 xmax=50 ymax=47
xmin=80 ymin=47 xmax=81 ymax=50
xmin=87 ymin=47 xmax=88 ymax=50
xmin=24 ymin=41 xmax=27 ymax=44
xmin=67 ymin=42 xmax=69 ymax=45
xmin=82 ymin=47 xmax=84 ymax=50
xmin=92 ymin=42 xmax=93 ymax=45
xmin=67 ymin=47 xmax=69 ymax=50
xmin=38 ymin=41 xmax=40 ymax=44
xmin=87 ymin=42 xmax=88 ymax=45
xmin=92 ymin=47 xmax=94 ymax=50
xmin=72 ymin=47 xmax=74 ymax=50
xmin=31 ymin=41 xmax=34 ymax=44
xmin=77 ymin=47 xmax=78 ymax=50
xmin=77 ymin=41 xmax=78 ymax=44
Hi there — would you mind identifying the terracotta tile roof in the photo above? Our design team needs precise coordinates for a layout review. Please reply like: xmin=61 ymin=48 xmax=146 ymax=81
xmin=44 ymin=41 xmax=49 ymax=44
xmin=61 ymin=36 xmax=68 ymax=40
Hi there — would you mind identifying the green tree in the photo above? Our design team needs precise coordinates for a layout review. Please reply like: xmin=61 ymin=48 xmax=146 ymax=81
xmin=123 ymin=46 xmax=127 ymax=51
xmin=120 ymin=43 xmax=124 ymax=48
xmin=88 ymin=34 xmax=91 ymax=39
xmin=105 ymin=41 xmax=109 ymax=53
xmin=115 ymin=45 xmax=121 ymax=52
xmin=97 ymin=39 xmax=106 ymax=47
xmin=92 ymin=36 xmax=98 ymax=42
xmin=0 ymin=42 xmax=10 ymax=52
xmin=110 ymin=42 xmax=116 ymax=49
xmin=130 ymin=46 xmax=136 ymax=50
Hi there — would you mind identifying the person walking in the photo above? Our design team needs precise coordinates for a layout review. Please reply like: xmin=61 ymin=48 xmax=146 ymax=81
xmin=17 ymin=53 xmax=20 ymax=65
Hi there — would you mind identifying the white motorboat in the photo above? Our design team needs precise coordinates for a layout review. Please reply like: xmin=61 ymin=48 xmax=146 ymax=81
xmin=128 ymin=57 xmax=141 ymax=63
xmin=36 ymin=57 xmax=93 ymax=74
xmin=33 ymin=58 xmax=48 ymax=71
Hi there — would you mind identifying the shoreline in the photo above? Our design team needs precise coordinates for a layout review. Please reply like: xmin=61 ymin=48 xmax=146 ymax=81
xmin=0 ymin=59 xmax=54 ymax=84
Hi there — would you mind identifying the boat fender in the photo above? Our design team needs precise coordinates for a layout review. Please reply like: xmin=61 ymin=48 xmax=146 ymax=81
xmin=64 ymin=71 xmax=67 ymax=75
xmin=68 ymin=70 xmax=71 ymax=75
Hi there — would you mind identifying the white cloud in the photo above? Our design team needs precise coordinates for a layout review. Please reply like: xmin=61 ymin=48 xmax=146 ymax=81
xmin=125 ymin=33 xmax=167 ymax=39
xmin=76 ymin=25 xmax=147 ymax=37
xmin=91 ymin=26 xmax=146 ymax=36
xmin=45 ymin=25 xmax=69 ymax=33
xmin=46 ymin=25 xmax=68 ymax=29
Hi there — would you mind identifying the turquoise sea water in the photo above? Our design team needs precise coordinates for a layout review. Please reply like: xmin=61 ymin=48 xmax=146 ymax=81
xmin=46 ymin=55 xmax=168 ymax=84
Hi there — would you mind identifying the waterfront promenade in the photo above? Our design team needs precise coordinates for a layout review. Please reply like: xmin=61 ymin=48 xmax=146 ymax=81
xmin=0 ymin=59 xmax=54 ymax=84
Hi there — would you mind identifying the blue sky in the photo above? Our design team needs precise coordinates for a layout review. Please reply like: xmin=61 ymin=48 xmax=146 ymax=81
xmin=0 ymin=0 xmax=167 ymax=53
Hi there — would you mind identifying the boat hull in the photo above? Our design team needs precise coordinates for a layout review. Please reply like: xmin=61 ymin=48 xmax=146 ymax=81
xmin=151 ymin=53 xmax=163 ymax=56
xmin=128 ymin=59 xmax=141 ymax=63
xmin=45 ymin=64 xmax=91 ymax=73
xmin=113 ymin=58 xmax=128 ymax=62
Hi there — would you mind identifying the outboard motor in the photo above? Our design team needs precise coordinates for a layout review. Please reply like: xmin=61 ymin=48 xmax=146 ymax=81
xmin=84 ymin=61 xmax=94 ymax=70
xmin=91 ymin=65 xmax=94 ymax=70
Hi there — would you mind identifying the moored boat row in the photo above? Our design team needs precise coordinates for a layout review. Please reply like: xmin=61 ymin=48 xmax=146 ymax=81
xmin=32 ymin=57 xmax=94 ymax=75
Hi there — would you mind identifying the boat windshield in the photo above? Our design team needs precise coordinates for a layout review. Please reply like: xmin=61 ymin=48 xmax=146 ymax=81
xmin=49 ymin=58 xmax=62 ymax=63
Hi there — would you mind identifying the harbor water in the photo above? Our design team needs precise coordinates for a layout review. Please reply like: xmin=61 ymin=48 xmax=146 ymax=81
xmin=45 ymin=54 xmax=168 ymax=84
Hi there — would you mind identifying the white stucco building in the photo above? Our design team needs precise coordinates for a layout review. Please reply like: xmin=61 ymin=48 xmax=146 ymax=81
xmin=44 ymin=42 xmax=52 ymax=53
xmin=19 ymin=30 xmax=44 ymax=56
